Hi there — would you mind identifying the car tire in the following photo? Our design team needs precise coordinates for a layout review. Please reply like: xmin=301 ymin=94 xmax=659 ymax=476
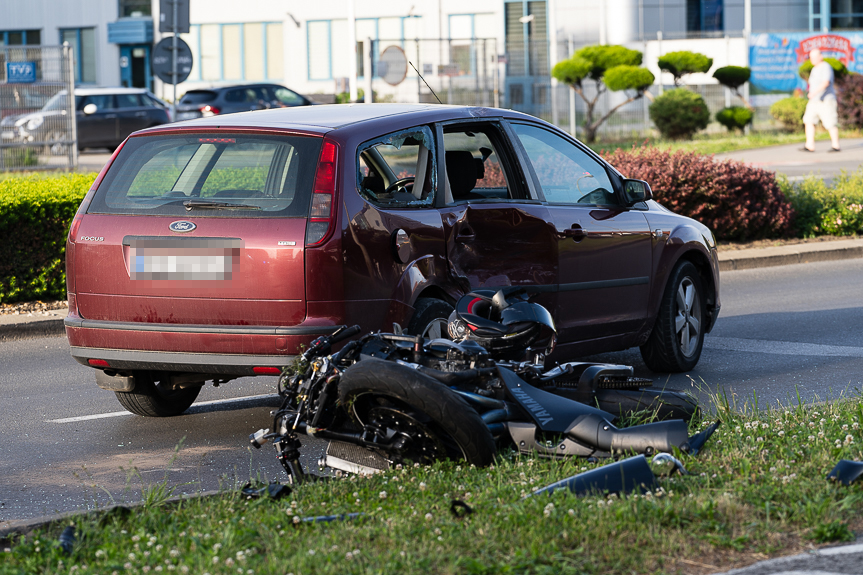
xmin=640 ymin=261 xmax=706 ymax=373
xmin=114 ymin=371 xmax=202 ymax=417
xmin=338 ymin=358 xmax=496 ymax=466
xmin=406 ymin=298 xmax=454 ymax=339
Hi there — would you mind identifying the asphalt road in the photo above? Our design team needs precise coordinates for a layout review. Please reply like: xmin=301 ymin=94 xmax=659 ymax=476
xmin=2 ymin=257 xmax=863 ymax=527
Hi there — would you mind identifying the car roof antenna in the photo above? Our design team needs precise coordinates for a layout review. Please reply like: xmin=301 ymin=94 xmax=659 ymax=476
xmin=409 ymin=61 xmax=443 ymax=105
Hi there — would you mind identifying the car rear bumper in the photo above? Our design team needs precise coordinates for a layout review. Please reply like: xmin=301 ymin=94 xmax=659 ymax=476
xmin=65 ymin=316 xmax=344 ymax=375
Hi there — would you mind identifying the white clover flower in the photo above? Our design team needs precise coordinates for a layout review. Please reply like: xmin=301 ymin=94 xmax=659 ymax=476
xmin=568 ymin=509 xmax=575 ymax=516
xmin=212 ymin=557 xmax=220 ymax=564
xmin=434 ymin=528 xmax=442 ymax=535
xmin=95 ymin=550 xmax=105 ymax=558
xmin=808 ymin=435 xmax=815 ymax=441
xmin=844 ymin=434 xmax=854 ymax=445
xmin=346 ymin=552 xmax=354 ymax=560
xmin=425 ymin=513 xmax=433 ymax=521
xmin=379 ymin=491 xmax=387 ymax=499
xmin=308 ymin=549 xmax=316 ymax=556
xmin=128 ymin=553 xmax=136 ymax=561
xmin=853 ymin=422 xmax=859 ymax=430
xmin=125 ymin=563 xmax=133 ymax=570
xmin=170 ymin=549 xmax=180 ymax=558
xmin=213 ymin=543 xmax=222 ymax=552
xmin=544 ymin=503 xmax=555 ymax=516
xmin=818 ymin=431 xmax=825 ymax=437
xmin=757 ymin=437 xmax=764 ymax=442
xmin=778 ymin=430 xmax=785 ymax=436
xmin=292 ymin=516 xmax=300 ymax=524
xmin=842 ymin=424 xmax=849 ymax=431
xmin=225 ymin=558 xmax=235 ymax=567
xmin=761 ymin=423 xmax=769 ymax=430
xmin=419 ymin=482 xmax=427 ymax=491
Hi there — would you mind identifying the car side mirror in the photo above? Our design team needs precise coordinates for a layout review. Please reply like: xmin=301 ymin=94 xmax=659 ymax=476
xmin=623 ymin=179 xmax=652 ymax=205
xmin=82 ymin=103 xmax=98 ymax=115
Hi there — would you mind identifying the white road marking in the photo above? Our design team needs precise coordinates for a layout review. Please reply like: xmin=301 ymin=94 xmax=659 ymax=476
xmin=706 ymin=336 xmax=863 ymax=358
xmin=47 ymin=393 xmax=279 ymax=423
xmin=816 ymin=542 xmax=863 ymax=556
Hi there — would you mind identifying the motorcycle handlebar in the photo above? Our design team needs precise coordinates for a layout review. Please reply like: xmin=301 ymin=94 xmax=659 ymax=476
xmin=331 ymin=325 xmax=362 ymax=346
xmin=303 ymin=325 xmax=362 ymax=361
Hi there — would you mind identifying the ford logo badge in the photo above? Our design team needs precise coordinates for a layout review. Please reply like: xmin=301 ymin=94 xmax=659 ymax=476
xmin=169 ymin=220 xmax=196 ymax=233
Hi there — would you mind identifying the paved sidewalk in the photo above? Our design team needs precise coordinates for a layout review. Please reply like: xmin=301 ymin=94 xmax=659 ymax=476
xmin=714 ymin=137 xmax=863 ymax=182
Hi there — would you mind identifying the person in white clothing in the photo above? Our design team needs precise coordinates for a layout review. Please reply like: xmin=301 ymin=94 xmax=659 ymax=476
xmin=802 ymin=48 xmax=840 ymax=152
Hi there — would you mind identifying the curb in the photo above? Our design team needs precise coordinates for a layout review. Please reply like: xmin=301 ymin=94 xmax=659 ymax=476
xmin=0 ymin=490 xmax=223 ymax=544
xmin=718 ymin=240 xmax=863 ymax=272
xmin=0 ymin=318 xmax=66 ymax=341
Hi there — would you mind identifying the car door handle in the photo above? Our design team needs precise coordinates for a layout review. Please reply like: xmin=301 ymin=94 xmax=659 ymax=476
xmin=563 ymin=224 xmax=587 ymax=241
xmin=105 ymin=114 xmax=117 ymax=119
xmin=135 ymin=111 xmax=147 ymax=117
xmin=456 ymin=227 xmax=475 ymax=242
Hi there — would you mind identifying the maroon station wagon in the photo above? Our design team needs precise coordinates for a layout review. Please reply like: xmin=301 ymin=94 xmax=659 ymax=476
xmin=65 ymin=104 xmax=720 ymax=417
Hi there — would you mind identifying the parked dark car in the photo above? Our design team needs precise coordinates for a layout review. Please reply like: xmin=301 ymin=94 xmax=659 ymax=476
xmin=174 ymin=83 xmax=312 ymax=121
xmin=0 ymin=87 xmax=170 ymax=151
xmin=65 ymin=104 xmax=720 ymax=417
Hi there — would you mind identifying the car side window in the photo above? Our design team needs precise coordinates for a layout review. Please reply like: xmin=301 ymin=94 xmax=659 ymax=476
xmin=273 ymin=87 xmax=304 ymax=106
xmin=356 ymin=125 xmax=436 ymax=209
xmin=442 ymin=124 xmax=521 ymax=204
xmin=511 ymin=123 xmax=619 ymax=206
xmin=80 ymin=94 xmax=113 ymax=112
xmin=116 ymin=93 xmax=143 ymax=108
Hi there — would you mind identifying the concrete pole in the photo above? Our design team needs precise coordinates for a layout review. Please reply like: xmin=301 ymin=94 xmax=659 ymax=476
xmin=172 ymin=0 xmax=178 ymax=120
xmin=364 ymin=38 xmax=373 ymax=103
xmin=548 ymin=0 xmax=558 ymax=126
xmin=599 ymin=0 xmax=607 ymax=45
xmin=348 ymin=0 xmax=358 ymax=102
xmin=568 ymin=35 xmax=576 ymax=137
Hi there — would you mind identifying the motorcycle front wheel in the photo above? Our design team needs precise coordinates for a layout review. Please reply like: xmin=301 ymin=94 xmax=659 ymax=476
xmin=338 ymin=358 xmax=496 ymax=467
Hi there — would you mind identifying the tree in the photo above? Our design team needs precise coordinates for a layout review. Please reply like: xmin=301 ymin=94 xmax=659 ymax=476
xmin=657 ymin=51 xmax=713 ymax=86
xmin=552 ymin=45 xmax=655 ymax=143
xmin=713 ymin=65 xmax=751 ymax=103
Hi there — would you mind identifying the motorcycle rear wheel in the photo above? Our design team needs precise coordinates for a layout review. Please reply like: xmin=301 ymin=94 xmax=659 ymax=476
xmin=338 ymin=359 xmax=496 ymax=467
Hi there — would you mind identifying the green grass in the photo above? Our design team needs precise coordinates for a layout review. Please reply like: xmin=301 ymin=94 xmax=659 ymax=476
xmin=2 ymin=393 xmax=862 ymax=574
xmin=588 ymin=129 xmax=862 ymax=156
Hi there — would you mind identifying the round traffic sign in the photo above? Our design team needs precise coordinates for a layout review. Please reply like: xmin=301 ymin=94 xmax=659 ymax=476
xmin=378 ymin=45 xmax=407 ymax=86
xmin=152 ymin=36 xmax=193 ymax=85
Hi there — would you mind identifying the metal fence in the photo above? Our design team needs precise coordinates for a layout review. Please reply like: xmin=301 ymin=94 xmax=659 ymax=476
xmin=0 ymin=45 xmax=76 ymax=171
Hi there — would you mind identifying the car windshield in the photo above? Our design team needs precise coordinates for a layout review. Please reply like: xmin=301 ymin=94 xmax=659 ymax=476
xmin=88 ymin=133 xmax=323 ymax=218
xmin=41 ymin=91 xmax=70 ymax=111
xmin=180 ymin=91 xmax=217 ymax=104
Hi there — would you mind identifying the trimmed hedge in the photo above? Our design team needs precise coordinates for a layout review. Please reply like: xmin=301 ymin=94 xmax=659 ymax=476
xmin=604 ymin=147 xmax=795 ymax=241
xmin=716 ymin=106 xmax=753 ymax=132
xmin=649 ymin=89 xmax=711 ymax=140
xmin=838 ymin=72 xmax=863 ymax=129
xmin=0 ymin=173 xmax=96 ymax=303
xmin=769 ymin=96 xmax=808 ymax=131
xmin=779 ymin=171 xmax=863 ymax=237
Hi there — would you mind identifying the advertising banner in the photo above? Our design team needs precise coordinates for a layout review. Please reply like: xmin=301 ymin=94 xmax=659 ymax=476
xmin=750 ymin=32 xmax=863 ymax=94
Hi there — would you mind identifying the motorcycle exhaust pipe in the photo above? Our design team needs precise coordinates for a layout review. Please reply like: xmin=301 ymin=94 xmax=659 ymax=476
xmin=565 ymin=414 xmax=690 ymax=455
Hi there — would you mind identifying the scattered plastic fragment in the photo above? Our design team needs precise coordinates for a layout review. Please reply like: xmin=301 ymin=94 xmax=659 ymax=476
xmin=529 ymin=454 xmax=658 ymax=497
xmin=449 ymin=499 xmax=474 ymax=518
xmin=300 ymin=512 xmax=365 ymax=524
xmin=58 ymin=525 xmax=75 ymax=555
xmin=684 ymin=420 xmax=721 ymax=455
xmin=649 ymin=453 xmax=688 ymax=476
xmin=827 ymin=459 xmax=863 ymax=486
xmin=241 ymin=482 xmax=292 ymax=500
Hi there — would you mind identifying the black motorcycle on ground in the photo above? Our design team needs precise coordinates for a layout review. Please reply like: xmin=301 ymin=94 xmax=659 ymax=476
xmin=251 ymin=290 xmax=713 ymax=483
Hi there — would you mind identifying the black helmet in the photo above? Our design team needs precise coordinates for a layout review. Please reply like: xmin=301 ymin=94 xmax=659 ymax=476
xmin=447 ymin=289 xmax=556 ymax=360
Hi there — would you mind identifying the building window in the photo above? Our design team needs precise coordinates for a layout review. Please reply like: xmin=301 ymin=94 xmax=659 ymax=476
xmin=831 ymin=0 xmax=863 ymax=30
xmin=60 ymin=28 xmax=96 ymax=83
xmin=0 ymin=30 xmax=41 ymax=45
xmin=119 ymin=0 xmax=151 ymax=17
xmin=190 ymin=22 xmax=283 ymax=82
xmin=505 ymin=1 xmax=547 ymax=78
xmin=686 ymin=0 xmax=723 ymax=33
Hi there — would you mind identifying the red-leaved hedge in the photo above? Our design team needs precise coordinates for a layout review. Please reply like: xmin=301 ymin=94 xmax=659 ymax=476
xmin=603 ymin=147 xmax=795 ymax=241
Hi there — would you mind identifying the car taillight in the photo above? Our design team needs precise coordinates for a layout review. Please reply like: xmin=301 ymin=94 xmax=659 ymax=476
xmin=88 ymin=359 xmax=110 ymax=368
xmin=199 ymin=104 xmax=220 ymax=117
xmin=253 ymin=367 xmax=281 ymax=375
xmin=306 ymin=140 xmax=338 ymax=246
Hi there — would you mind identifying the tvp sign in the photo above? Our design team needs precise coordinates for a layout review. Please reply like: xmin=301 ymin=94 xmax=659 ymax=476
xmin=6 ymin=62 xmax=36 ymax=83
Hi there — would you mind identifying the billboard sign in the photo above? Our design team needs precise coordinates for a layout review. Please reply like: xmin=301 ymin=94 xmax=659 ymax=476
xmin=750 ymin=32 xmax=863 ymax=94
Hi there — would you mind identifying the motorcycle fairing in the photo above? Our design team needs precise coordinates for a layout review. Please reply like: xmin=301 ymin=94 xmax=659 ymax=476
xmin=827 ymin=459 xmax=863 ymax=486
xmin=498 ymin=366 xmax=615 ymax=433
xmin=529 ymin=454 xmax=658 ymax=497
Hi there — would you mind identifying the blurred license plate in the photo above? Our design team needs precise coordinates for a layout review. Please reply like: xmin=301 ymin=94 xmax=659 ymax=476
xmin=176 ymin=111 xmax=200 ymax=120
xmin=127 ymin=237 xmax=242 ymax=280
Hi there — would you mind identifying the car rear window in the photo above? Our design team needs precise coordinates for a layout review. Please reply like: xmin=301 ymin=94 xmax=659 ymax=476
xmin=88 ymin=133 xmax=322 ymax=218
xmin=179 ymin=90 xmax=217 ymax=104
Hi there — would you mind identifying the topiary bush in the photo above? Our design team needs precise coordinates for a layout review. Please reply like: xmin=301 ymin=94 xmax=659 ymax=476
xmin=713 ymin=66 xmax=750 ymax=92
xmin=838 ymin=72 xmax=863 ymax=129
xmin=769 ymin=96 xmax=808 ymax=131
xmin=603 ymin=147 xmax=795 ymax=241
xmin=649 ymin=89 xmax=710 ymax=140
xmin=657 ymin=51 xmax=713 ymax=86
xmin=0 ymin=173 xmax=96 ymax=303
xmin=716 ymin=106 xmax=753 ymax=132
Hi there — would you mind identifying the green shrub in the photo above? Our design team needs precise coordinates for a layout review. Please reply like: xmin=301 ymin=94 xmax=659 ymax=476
xmin=769 ymin=96 xmax=807 ymax=131
xmin=712 ymin=66 xmax=751 ymax=91
xmin=715 ymin=106 xmax=753 ymax=132
xmin=0 ymin=173 xmax=96 ymax=303
xmin=604 ymin=147 xmax=794 ymax=241
xmin=798 ymin=57 xmax=847 ymax=81
xmin=657 ymin=51 xmax=713 ymax=85
xmin=838 ymin=72 xmax=863 ymax=129
xmin=603 ymin=65 xmax=655 ymax=91
xmin=571 ymin=45 xmax=643 ymax=78
xmin=649 ymin=89 xmax=710 ymax=140
xmin=779 ymin=171 xmax=863 ymax=237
